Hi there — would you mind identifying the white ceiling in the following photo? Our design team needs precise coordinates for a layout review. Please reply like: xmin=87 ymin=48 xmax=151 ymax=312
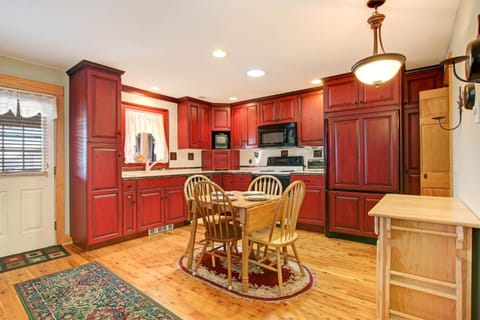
xmin=0 ymin=0 xmax=460 ymax=103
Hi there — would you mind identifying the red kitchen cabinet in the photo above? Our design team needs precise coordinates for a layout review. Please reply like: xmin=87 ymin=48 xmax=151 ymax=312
xmin=211 ymin=173 xmax=223 ymax=187
xmin=327 ymin=190 xmax=383 ymax=238
xmin=259 ymin=95 xmax=297 ymax=125
xmin=324 ymin=73 xmax=401 ymax=113
xmin=231 ymin=103 xmax=258 ymax=149
xmin=297 ymin=90 xmax=324 ymax=146
xmin=178 ymin=99 xmax=211 ymax=149
xmin=67 ymin=60 xmax=124 ymax=250
xmin=402 ymin=65 xmax=444 ymax=195
xmin=211 ymin=105 xmax=231 ymax=131
xmin=222 ymin=174 xmax=252 ymax=191
xmin=290 ymin=175 xmax=326 ymax=228
xmin=136 ymin=176 xmax=187 ymax=231
xmin=202 ymin=150 xmax=240 ymax=170
xmin=122 ymin=193 xmax=137 ymax=236
xmin=327 ymin=110 xmax=399 ymax=192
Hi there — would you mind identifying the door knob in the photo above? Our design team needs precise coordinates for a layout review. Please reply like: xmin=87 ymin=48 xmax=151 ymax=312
xmin=423 ymin=173 xmax=428 ymax=179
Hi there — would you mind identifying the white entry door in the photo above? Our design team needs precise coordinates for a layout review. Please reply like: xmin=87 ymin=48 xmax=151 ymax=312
xmin=0 ymin=119 xmax=55 ymax=257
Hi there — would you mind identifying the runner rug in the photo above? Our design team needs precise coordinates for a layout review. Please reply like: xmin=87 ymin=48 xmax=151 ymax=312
xmin=15 ymin=261 xmax=181 ymax=320
xmin=178 ymin=249 xmax=314 ymax=303
xmin=0 ymin=245 xmax=70 ymax=273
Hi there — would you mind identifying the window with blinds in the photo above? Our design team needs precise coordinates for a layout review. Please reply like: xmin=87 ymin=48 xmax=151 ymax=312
xmin=0 ymin=110 xmax=47 ymax=173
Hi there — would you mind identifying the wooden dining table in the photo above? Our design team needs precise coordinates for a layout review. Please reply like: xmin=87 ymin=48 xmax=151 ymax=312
xmin=185 ymin=191 xmax=280 ymax=293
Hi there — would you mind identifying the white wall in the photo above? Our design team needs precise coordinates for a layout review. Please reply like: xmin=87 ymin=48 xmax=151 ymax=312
xmin=0 ymin=56 xmax=71 ymax=232
xmin=448 ymin=0 xmax=480 ymax=216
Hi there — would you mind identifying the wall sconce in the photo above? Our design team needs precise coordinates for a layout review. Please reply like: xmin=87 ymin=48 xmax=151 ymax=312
xmin=440 ymin=15 xmax=480 ymax=83
xmin=433 ymin=84 xmax=476 ymax=130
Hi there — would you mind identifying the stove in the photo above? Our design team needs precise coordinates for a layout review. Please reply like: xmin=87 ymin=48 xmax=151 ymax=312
xmin=252 ymin=156 xmax=304 ymax=190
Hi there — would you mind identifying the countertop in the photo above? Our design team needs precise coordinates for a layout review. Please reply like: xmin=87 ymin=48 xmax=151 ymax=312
xmin=122 ymin=167 xmax=325 ymax=179
xmin=368 ymin=193 xmax=480 ymax=228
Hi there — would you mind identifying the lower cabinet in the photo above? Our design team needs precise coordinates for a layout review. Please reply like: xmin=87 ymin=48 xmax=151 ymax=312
xmin=327 ymin=190 xmax=384 ymax=238
xmin=290 ymin=175 xmax=326 ymax=228
xmin=201 ymin=150 xmax=240 ymax=170
xmin=222 ymin=173 xmax=252 ymax=191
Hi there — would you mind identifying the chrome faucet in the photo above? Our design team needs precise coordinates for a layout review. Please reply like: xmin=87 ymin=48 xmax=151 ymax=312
xmin=145 ymin=161 xmax=158 ymax=172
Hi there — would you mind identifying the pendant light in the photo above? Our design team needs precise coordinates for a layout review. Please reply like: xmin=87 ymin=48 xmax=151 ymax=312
xmin=352 ymin=0 xmax=406 ymax=87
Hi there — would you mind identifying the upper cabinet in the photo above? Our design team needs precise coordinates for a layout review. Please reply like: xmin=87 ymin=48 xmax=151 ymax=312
xmin=231 ymin=103 xmax=258 ymax=149
xmin=177 ymin=99 xmax=211 ymax=149
xmin=68 ymin=61 xmax=123 ymax=144
xmin=297 ymin=90 xmax=324 ymax=146
xmin=403 ymin=65 xmax=444 ymax=108
xmin=324 ymin=73 xmax=401 ymax=113
xmin=211 ymin=105 xmax=231 ymax=131
xmin=258 ymin=95 xmax=297 ymax=125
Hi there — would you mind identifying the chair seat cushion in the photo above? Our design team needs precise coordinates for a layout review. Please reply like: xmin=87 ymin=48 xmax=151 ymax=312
xmin=205 ymin=224 xmax=242 ymax=242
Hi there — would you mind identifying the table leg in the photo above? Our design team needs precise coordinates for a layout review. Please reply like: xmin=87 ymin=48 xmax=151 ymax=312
xmin=186 ymin=213 xmax=198 ymax=270
xmin=242 ymin=229 xmax=249 ymax=293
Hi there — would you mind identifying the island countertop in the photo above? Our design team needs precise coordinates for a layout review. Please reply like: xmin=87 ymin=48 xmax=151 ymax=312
xmin=368 ymin=193 xmax=480 ymax=228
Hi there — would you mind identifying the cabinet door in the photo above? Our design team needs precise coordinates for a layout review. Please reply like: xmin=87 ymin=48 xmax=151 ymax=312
xmin=359 ymin=73 xmax=401 ymax=108
xmin=90 ymin=191 xmax=122 ymax=243
xmin=211 ymin=106 xmax=231 ymax=131
xmin=87 ymin=69 xmax=121 ymax=143
xmin=259 ymin=96 xmax=296 ymax=125
xmin=231 ymin=104 xmax=258 ymax=149
xmin=291 ymin=175 xmax=325 ymax=226
xmin=178 ymin=101 xmax=211 ymax=149
xmin=403 ymin=108 xmax=421 ymax=195
xmin=324 ymin=75 xmax=358 ymax=112
xmin=259 ymin=100 xmax=276 ymax=125
xmin=245 ymin=104 xmax=258 ymax=148
xmin=212 ymin=150 xmax=230 ymax=170
xmin=327 ymin=115 xmax=361 ymax=189
xmin=89 ymin=145 xmax=121 ymax=192
xmin=137 ymin=189 xmax=163 ymax=231
xmin=211 ymin=173 xmax=223 ymax=187
xmin=362 ymin=110 xmax=399 ymax=192
xmin=164 ymin=185 xmax=187 ymax=225
xmin=298 ymin=91 xmax=324 ymax=146
xmin=123 ymin=191 xmax=137 ymax=235
xmin=403 ymin=66 xmax=444 ymax=107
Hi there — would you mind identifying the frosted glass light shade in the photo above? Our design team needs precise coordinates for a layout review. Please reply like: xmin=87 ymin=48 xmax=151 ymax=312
xmin=352 ymin=53 xmax=406 ymax=86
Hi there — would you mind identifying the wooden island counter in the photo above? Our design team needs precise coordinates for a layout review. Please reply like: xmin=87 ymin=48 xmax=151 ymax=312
xmin=369 ymin=194 xmax=480 ymax=320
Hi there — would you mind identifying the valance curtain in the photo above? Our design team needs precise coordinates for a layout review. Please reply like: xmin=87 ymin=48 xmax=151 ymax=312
xmin=124 ymin=109 xmax=169 ymax=163
xmin=0 ymin=87 xmax=57 ymax=119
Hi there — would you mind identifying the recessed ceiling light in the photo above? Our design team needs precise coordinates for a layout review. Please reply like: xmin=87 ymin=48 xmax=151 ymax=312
xmin=247 ymin=69 xmax=265 ymax=78
xmin=150 ymin=86 xmax=161 ymax=91
xmin=311 ymin=79 xmax=322 ymax=85
xmin=212 ymin=50 xmax=227 ymax=58
xmin=229 ymin=97 xmax=238 ymax=101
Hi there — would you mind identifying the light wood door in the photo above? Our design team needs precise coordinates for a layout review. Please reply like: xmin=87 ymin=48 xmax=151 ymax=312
xmin=419 ymin=87 xmax=451 ymax=196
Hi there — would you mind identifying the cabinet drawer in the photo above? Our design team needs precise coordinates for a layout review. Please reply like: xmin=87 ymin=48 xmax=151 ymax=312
xmin=290 ymin=175 xmax=325 ymax=186
xmin=123 ymin=180 xmax=137 ymax=191
xmin=137 ymin=176 xmax=187 ymax=190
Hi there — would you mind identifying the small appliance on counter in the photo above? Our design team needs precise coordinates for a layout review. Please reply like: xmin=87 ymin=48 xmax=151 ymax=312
xmin=307 ymin=159 xmax=325 ymax=173
xmin=212 ymin=131 xmax=230 ymax=149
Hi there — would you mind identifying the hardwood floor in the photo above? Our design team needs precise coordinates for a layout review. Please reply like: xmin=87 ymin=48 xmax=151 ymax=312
xmin=0 ymin=226 xmax=377 ymax=319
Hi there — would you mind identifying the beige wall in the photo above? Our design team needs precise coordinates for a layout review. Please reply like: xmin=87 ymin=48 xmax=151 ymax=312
xmin=0 ymin=56 xmax=71 ymax=232
xmin=448 ymin=0 xmax=480 ymax=216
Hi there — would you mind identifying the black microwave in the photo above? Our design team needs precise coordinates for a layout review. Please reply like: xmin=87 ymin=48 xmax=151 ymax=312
xmin=258 ymin=122 xmax=296 ymax=148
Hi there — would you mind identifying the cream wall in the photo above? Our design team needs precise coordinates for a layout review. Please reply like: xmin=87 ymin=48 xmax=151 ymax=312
xmin=0 ymin=56 xmax=71 ymax=232
xmin=448 ymin=0 xmax=480 ymax=217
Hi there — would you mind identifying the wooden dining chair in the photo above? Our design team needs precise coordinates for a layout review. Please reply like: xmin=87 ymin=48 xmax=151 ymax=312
xmin=248 ymin=175 xmax=283 ymax=196
xmin=184 ymin=174 xmax=211 ymax=260
xmin=193 ymin=181 xmax=242 ymax=289
xmin=246 ymin=180 xmax=306 ymax=296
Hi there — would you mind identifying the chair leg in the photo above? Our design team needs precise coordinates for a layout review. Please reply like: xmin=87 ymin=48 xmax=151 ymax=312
xmin=291 ymin=242 xmax=305 ymax=277
xmin=226 ymin=242 xmax=233 ymax=290
xmin=282 ymin=246 xmax=288 ymax=265
xmin=194 ymin=240 xmax=209 ymax=274
xmin=211 ymin=241 xmax=216 ymax=267
xmin=276 ymin=247 xmax=284 ymax=296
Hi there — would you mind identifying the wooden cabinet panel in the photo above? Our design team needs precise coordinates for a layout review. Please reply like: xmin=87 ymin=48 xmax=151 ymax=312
xmin=211 ymin=106 xmax=231 ymax=131
xmin=223 ymin=174 xmax=251 ymax=191
xmin=137 ymin=189 xmax=163 ymax=231
xmin=231 ymin=103 xmax=258 ymax=149
xmin=201 ymin=150 xmax=240 ymax=170
xmin=90 ymin=192 xmax=121 ymax=243
xmin=211 ymin=173 xmax=223 ymax=187
xmin=297 ymin=90 xmax=324 ymax=146
xmin=290 ymin=175 xmax=325 ymax=226
xmin=359 ymin=74 xmax=401 ymax=108
xmin=403 ymin=66 xmax=444 ymax=107
xmin=259 ymin=95 xmax=297 ymax=125
xmin=89 ymin=145 xmax=120 ymax=191
xmin=324 ymin=75 xmax=358 ymax=112
xmin=327 ymin=190 xmax=382 ymax=238
xmin=87 ymin=70 xmax=121 ymax=143
xmin=164 ymin=186 xmax=187 ymax=225
xmin=327 ymin=110 xmax=399 ymax=192
xmin=122 ymin=191 xmax=137 ymax=235
xmin=178 ymin=100 xmax=211 ymax=149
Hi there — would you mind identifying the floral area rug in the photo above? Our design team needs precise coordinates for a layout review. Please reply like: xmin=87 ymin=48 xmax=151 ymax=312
xmin=0 ymin=245 xmax=70 ymax=273
xmin=15 ymin=261 xmax=181 ymax=320
xmin=178 ymin=249 xmax=314 ymax=303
